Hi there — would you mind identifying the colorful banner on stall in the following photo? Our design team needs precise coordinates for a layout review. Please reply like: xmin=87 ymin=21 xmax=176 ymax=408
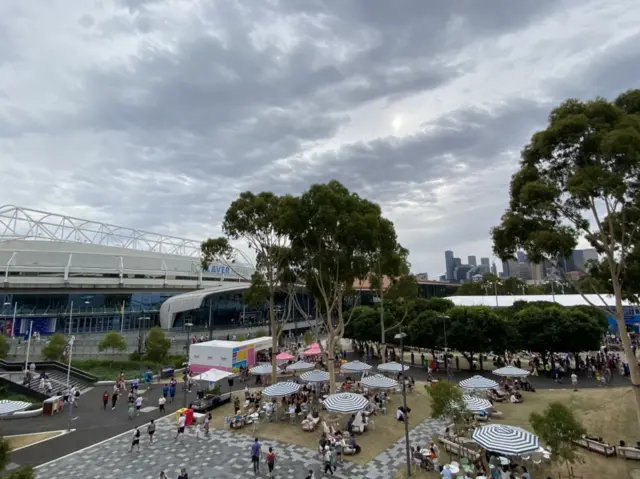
xmin=232 ymin=344 xmax=255 ymax=372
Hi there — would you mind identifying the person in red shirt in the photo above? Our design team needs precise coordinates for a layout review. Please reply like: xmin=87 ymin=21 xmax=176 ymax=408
xmin=102 ymin=390 xmax=109 ymax=410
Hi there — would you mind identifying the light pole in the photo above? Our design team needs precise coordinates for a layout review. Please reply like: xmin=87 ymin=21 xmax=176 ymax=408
xmin=395 ymin=331 xmax=411 ymax=477
xmin=24 ymin=320 xmax=33 ymax=372
xmin=66 ymin=335 xmax=75 ymax=431
xmin=184 ymin=322 xmax=193 ymax=407
xmin=440 ymin=315 xmax=450 ymax=379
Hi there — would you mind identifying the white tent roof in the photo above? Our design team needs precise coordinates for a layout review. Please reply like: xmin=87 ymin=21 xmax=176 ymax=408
xmin=445 ymin=294 xmax=632 ymax=308
xmin=194 ymin=368 xmax=235 ymax=382
xmin=194 ymin=337 xmax=272 ymax=351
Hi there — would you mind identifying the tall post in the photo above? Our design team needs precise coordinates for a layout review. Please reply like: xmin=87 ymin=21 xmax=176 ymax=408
xmin=396 ymin=331 xmax=411 ymax=477
xmin=551 ymin=281 xmax=556 ymax=302
xmin=493 ymin=281 xmax=499 ymax=307
xmin=120 ymin=300 xmax=125 ymax=334
xmin=68 ymin=300 xmax=74 ymax=335
xmin=66 ymin=336 xmax=75 ymax=431
xmin=24 ymin=320 xmax=33 ymax=372
xmin=183 ymin=323 xmax=193 ymax=407
xmin=11 ymin=302 xmax=17 ymax=338
xmin=208 ymin=300 xmax=213 ymax=340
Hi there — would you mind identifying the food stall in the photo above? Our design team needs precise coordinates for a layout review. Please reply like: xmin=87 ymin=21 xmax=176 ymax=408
xmin=188 ymin=337 xmax=272 ymax=374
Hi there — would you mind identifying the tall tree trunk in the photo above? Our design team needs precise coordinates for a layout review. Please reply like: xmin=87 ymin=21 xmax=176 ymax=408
xmin=327 ymin=335 xmax=337 ymax=392
xmin=379 ymin=300 xmax=387 ymax=361
xmin=613 ymin=282 xmax=640 ymax=428
xmin=269 ymin=294 xmax=278 ymax=384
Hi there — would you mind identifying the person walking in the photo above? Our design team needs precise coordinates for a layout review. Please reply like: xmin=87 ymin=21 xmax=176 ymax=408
xmin=158 ymin=472 xmax=168 ymax=479
xmin=158 ymin=395 xmax=166 ymax=414
xmin=102 ymin=390 xmax=109 ymax=410
xmin=148 ymin=419 xmax=156 ymax=443
xmin=175 ymin=413 xmax=186 ymax=441
xmin=571 ymin=371 xmax=578 ymax=391
xmin=129 ymin=428 xmax=141 ymax=453
xmin=265 ymin=446 xmax=277 ymax=478
xmin=322 ymin=445 xmax=334 ymax=476
xmin=250 ymin=437 xmax=262 ymax=475
xmin=169 ymin=382 xmax=176 ymax=403
xmin=111 ymin=389 xmax=119 ymax=410
xmin=177 ymin=468 xmax=188 ymax=479
xmin=135 ymin=394 xmax=143 ymax=416
xmin=204 ymin=412 xmax=211 ymax=438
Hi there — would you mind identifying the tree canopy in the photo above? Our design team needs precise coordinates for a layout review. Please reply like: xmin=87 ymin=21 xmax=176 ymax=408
xmin=98 ymin=331 xmax=128 ymax=354
xmin=144 ymin=327 xmax=171 ymax=363
xmin=42 ymin=333 xmax=67 ymax=361
xmin=491 ymin=89 xmax=640 ymax=426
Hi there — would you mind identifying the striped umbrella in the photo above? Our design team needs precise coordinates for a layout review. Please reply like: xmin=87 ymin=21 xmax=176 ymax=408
xmin=286 ymin=360 xmax=316 ymax=372
xmin=262 ymin=381 xmax=301 ymax=397
xmin=361 ymin=374 xmax=398 ymax=389
xmin=377 ymin=361 xmax=410 ymax=373
xmin=300 ymin=370 xmax=330 ymax=383
xmin=493 ymin=366 xmax=531 ymax=377
xmin=341 ymin=360 xmax=372 ymax=373
xmin=323 ymin=393 xmax=369 ymax=414
xmin=472 ymin=424 xmax=539 ymax=455
xmin=250 ymin=364 xmax=274 ymax=376
xmin=463 ymin=394 xmax=493 ymax=412
xmin=459 ymin=375 xmax=499 ymax=390
xmin=0 ymin=400 xmax=31 ymax=416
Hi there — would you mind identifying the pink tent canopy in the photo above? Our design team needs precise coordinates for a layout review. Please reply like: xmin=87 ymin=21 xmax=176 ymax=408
xmin=304 ymin=348 xmax=321 ymax=356
xmin=305 ymin=343 xmax=320 ymax=350
xmin=276 ymin=352 xmax=294 ymax=361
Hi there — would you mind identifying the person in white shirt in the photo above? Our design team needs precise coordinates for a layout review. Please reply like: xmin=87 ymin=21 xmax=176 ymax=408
xmin=510 ymin=394 xmax=521 ymax=404
xmin=135 ymin=395 xmax=143 ymax=415
xmin=571 ymin=372 xmax=578 ymax=391
xmin=158 ymin=395 xmax=166 ymax=413
xmin=175 ymin=413 xmax=186 ymax=440
xmin=396 ymin=407 xmax=405 ymax=422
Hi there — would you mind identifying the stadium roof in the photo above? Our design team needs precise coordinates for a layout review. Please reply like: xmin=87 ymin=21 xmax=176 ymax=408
xmin=446 ymin=294 xmax=636 ymax=308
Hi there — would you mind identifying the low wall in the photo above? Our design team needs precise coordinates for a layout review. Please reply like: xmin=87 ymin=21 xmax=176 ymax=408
xmin=0 ymin=359 xmax=98 ymax=383
xmin=0 ymin=376 xmax=48 ymax=402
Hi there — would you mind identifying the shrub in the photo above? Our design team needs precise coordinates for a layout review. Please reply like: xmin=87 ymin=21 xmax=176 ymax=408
xmin=0 ymin=335 xmax=9 ymax=359
xmin=144 ymin=327 xmax=171 ymax=362
xmin=303 ymin=330 xmax=314 ymax=346
xmin=42 ymin=333 xmax=67 ymax=361
xmin=98 ymin=331 xmax=128 ymax=354
xmin=255 ymin=329 xmax=267 ymax=338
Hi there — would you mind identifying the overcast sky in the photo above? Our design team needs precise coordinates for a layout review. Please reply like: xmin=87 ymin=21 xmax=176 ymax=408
xmin=1 ymin=1 xmax=639 ymax=278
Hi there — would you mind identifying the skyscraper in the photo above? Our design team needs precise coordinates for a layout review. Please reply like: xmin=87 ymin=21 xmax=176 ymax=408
xmin=468 ymin=255 xmax=477 ymax=267
xmin=454 ymin=257 xmax=462 ymax=267
xmin=444 ymin=250 xmax=455 ymax=280
xmin=480 ymin=257 xmax=490 ymax=266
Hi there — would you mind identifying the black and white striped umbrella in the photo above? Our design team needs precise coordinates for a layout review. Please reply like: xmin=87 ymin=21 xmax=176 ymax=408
xmin=323 ymin=393 xmax=369 ymax=414
xmin=285 ymin=360 xmax=316 ymax=372
xmin=341 ymin=360 xmax=372 ymax=373
xmin=493 ymin=366 xmax=531 ymax=377
xmin=377 ymin=361 xmax=410 ymax=373
xmin=472 ymin=424 xmax=539 ymax=455
xmin=300 ymin=370 xmax=330 ymax=383
xmin=459 ymin=375 xmax=499 ymax=390
xmin=262 ymin=381 xmax=301 ymax=397
xmin=249 ymin=364 xmax=274 ymax=376
xmin=463 ymin=394 xmax=493 ymax=412
xmin=361 ymin=374 xmax=398 ymax=389
xmin=0 ymin=400 xmax=31 ymax=416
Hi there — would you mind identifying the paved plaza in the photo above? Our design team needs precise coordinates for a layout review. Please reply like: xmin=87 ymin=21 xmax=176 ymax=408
xmin=35 ymin=415 xmax=446 ymax=479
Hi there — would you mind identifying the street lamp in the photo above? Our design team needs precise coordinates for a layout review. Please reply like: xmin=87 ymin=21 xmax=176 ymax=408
xmin=395 ymin=331 xmax=411 ymax=477
xmin=184 ymin=322 xmax=194 ymax=407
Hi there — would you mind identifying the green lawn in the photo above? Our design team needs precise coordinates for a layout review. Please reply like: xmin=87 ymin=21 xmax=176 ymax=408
xmin=72 ymin=358 xmax=184 ymax=380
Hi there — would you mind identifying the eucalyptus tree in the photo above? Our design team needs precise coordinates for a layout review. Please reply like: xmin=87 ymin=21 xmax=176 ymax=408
xmin=492 ymin=89 xmax=640 ymax=425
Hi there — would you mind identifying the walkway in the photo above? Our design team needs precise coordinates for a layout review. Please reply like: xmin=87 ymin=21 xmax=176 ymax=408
xmin=33 ymin=414 xmax=446 ymax=479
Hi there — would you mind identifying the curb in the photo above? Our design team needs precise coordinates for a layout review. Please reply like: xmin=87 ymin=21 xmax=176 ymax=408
xmin=3 ymin=408 xmax=44 ymax=419
xmin=93 ymin=368 xmax=186 ymax=386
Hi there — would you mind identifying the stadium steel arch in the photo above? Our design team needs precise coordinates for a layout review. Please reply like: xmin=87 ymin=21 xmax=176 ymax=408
xmin=0 ymin=204 xmax=252 ymax=266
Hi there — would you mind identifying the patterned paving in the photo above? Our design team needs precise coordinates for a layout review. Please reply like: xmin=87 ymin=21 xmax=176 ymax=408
xmin=35 ymin=415 xmax=446 ymax=479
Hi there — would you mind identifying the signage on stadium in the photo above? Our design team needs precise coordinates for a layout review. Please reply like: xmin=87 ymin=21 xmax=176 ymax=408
xmin=207 ymin=264 xmax=231 ymax=275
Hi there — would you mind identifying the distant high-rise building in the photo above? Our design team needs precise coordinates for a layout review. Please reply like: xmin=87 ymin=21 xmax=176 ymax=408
xmin=454 ymin=257 xmax=462 ymax=267
xmin=468 ymin=256 xmax=477 ymax=267
xmin=444 ymin=250 xmax=455 ymax=280
xmin=490 ymin=261 xmax=497 ymax=276
xmin=582 ymin=248 xmax=598 ymax=270
xmin=480 ymin=257 xmax=490 ymax=266
xmin=439 ymin=274 xmax=447 ymax=282
xmin=502 ymin=258 xmax=520 ymax=278
xmin=415 ymin=272 xmax=429 ymax=280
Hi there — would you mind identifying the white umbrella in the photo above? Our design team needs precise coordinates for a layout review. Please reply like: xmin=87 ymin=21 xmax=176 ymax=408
xmin=193 ymin=368 xmax=234 ymax=382
xmin=0 ymin=400 xmax=31 ymax=416
xmin=286 ymin=360 xmax=316 ymax=372
xmin=459 ymin=375 xmax=499 ymax=390
xmin=472 ymin=424 xmax=539 ymax=455
xmin=323 ymin=393 xmax=369 ymax=414
xmin=249 ymin=364 xmax=274 ymax=376
xmin=360 ymin=374 xmax=398 ymax=389
xmin=300 ymin=370 xmax=330 ymax=383
xmin=377 ymin=361 xmax=410 ymax=373
xmin=493 ymin=366 xmax=530 ymax=377
xmin=341 ymin=360 xmax=372 ymax=373
xmin=462 ymin=394 xmax=493 ymax=412
xmin=262 ymin=381 xmax=301 ymax=397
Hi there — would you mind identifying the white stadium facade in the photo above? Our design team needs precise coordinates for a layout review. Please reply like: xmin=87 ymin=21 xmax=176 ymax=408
xmin=0 ymin=205 xmax=260 ymax=336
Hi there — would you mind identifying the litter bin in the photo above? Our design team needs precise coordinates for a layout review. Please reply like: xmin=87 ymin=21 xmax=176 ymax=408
xmin=43 ymin=396 xmax=63 ymax=416
xmin=161 ymin=368 xmax=175 ymax=379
